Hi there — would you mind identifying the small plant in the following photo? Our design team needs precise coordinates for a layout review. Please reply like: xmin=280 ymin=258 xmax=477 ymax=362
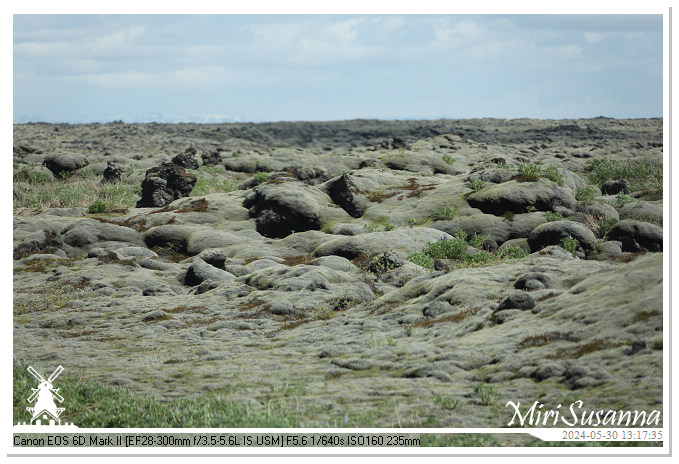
xmin=544 ymin=211 xmax=564 ymax=221
xmin=404 ymin=325 xmax=413 ymax=337
xmin=87 ymin=200 xmax=109 ymax=214
xmin=471 ymin=179 xmax=486 ymax=191
xmin=382 ymin=222 xmax=395 ymax=231
xmin=497 ymin=246 xmax=529 ymax=260
xmin=615 ymin=192 xmax=633 ymax=208
xmin=468 ymin=234 xmax=484 ymax=249
xmin=543 ymin=166 xmax=564 ymax=185
xmin=442 ymin=154 xmax=454 ymax=165
xmin=518 ymin=163 xmax=542 ymax=180
xmin=387 ymin=338 xmax=396 ymax=346
xmin=425 ymin=237 xmax=467 ymax=259
xmin=475 ymin=382 xmax=498 ymax=406
xmin=560 ymin=235 xmax=579 ymax=254
xmin=253 ymin=172 xmax=269 ymax=184
xmin=576 ymin=186 xmax=596 ymax=203
xmin=407 ymin=218 xmax=417 ymax=228
xmin=430 ymin=205 xmax=457 ymax=221
xmin=363 ymin=223 xmax=380 ymax=233
xmin=433 ymin=395 xmax=460 ymax=410
xmin=525 ymin=205 xmax=536 ymax=213
xmin=407 ymin=252 xmax=434 ymax=270
xmin=311 ymin=305 xmax=334 ymax=321
xmin=451 ymin=227 xmax=467 ymax=240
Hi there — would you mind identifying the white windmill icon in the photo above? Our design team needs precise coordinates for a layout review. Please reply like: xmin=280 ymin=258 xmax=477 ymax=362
xmin=25 ymin=365 xmax=65 ymax=425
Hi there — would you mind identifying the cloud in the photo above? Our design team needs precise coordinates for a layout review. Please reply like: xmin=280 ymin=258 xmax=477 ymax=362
xmin=59 ymin=65 xmax=235 ymax=89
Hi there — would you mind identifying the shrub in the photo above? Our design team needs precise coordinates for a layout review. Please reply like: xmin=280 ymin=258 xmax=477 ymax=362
xmin=615 ymin=193 xmax=632 ymax=208
xmin=442 ymin=154 xmax=454 ymax=165
xmin=407 ymin=252 xmax=434 ymax=270
xmin=425 ymin=237 xmax=467 ymax=259
xmin=407 ymin=218 xmax=417 ymax=228
xmin=560 ymin=236 xmax=579 ymax=254
xmin=450 ymin=227 xmax=467 ymax=240
xmin=518 ymin=163 xmax=542 ymax=180
xmin=471 ymin=179 xmax=486 ymax=191
xmin=543 ymin=166 xmax=564 ymax=185
xmin=468 ymin=234 xmax=484 ymax=249
xmin=430 ymin=205 xmax=457 ymax=221
xmin=382 ymin=222 xmax=395 ymax=231
xmin=88 ymin=200 xmax=109 ymax=214
xmin=525 ymin=205 xmax=536 ymax=213
xmin=253 ymin=172 xmax=269 ymax=184
xmin=544 ymin=211 xmax=563 ymax=222
xmin=576 ymin=186 xmax=596 ymax=203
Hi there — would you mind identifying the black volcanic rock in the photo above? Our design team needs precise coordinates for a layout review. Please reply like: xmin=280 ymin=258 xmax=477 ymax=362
xmin=137 ymin=161 xmax=196 ymax=207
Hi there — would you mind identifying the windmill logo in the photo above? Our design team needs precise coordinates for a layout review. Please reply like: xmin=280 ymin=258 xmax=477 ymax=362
xmin=14 ymin=365 xmax=78 ymax=429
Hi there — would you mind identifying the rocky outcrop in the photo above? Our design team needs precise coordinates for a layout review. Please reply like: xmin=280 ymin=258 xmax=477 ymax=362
xmin=242 ymin=179 xmax=346 ymax=238
xmin=606 ymin=219 xmax=663 ymax=252
xmin=326 ymin=174 xmax=369 ymax=218
xmin=137 ymin=161 xmax=197 ymax=207
xmin=467 ymin=179 xmax=577 ymax=216
xmin=527 ymin=220 xmax=598 ymax=258
xmin=43 ymin=153 xmax=89 ymax=177
xmin=172 ymin=148 xmax=199 ymax=170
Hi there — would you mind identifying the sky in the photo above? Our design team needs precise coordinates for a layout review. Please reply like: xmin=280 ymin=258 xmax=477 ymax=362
xmin=13 ymin=13 xmax=664 ymax=123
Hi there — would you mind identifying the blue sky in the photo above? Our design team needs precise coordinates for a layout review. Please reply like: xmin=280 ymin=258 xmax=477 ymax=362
xmin=13 ymin=14 xmax=663 ymax=123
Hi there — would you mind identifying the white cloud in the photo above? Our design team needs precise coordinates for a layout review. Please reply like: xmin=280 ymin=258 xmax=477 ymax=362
xmin=583 ymin=32 xmax=607 ymax=44
xmin=64 ymin=65 xmax=235 ymax=89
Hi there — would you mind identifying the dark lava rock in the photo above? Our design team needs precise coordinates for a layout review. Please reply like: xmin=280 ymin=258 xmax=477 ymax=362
xmin=43 ymin=153 xmax=89 ymax=177
xmin=137 ymin=161 xmax=197 ymax=207
xmin=102 ymin=162 xmax=123 ymax=183
xmin=601 ymin=179 xmax=631 ymax=195
xmin=242 ymin=179 xmax=327 ymax=238
xmin=497 ymin=291 xmax=535 ymax=311
xmin=201 ymin=150 xmax=222 ymax=167
xmin=172 ymin=148 xmax=199 ymax=170
xmin=606 ymin=219 xmax=663 ymax=252
xmin=327 ymin=173 xmax=368 ymax=218
xmin=527 ymin=220 xmax=597 ymax=258
xmin=284 ymin=166 xmax=333 ymax=186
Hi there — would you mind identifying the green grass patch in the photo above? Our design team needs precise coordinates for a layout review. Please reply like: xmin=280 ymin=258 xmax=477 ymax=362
xmin=13 ymin=362 xmax=299 ymax=427
xmin=544 ymin=211 xmax=564 ymax=221
xmin=190 ymin=176 xmax=235 ymax=196
xmin=585 ymin=158 xmax=662 ymax=197
xmin=430 ymin=205 xmax=457 ymax=221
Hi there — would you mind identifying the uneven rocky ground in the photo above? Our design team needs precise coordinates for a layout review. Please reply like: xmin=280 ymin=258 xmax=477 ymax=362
xmin=13 ymin=118 xmax=664 ymax=430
